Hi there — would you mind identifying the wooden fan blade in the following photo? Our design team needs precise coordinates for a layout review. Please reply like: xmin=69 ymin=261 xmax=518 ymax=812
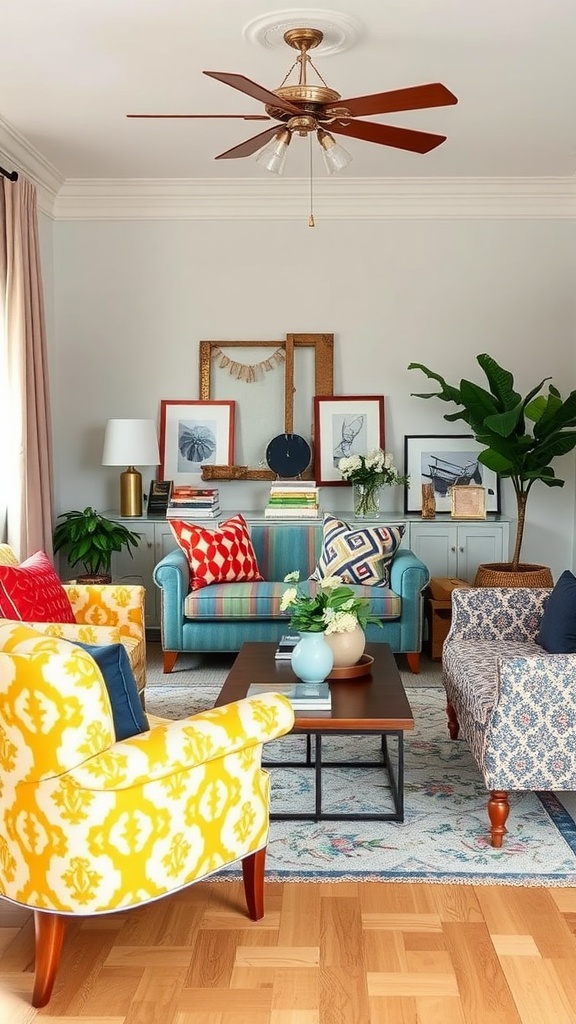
xmin=330 ymin=119 xmax=447 ymax=154
xmin=333 ymin=83 xmax=458 ymax=117
xmin=214 ymin=125 xmax=285 ymax=160
xmin=204 ymin=72 xmax=301 ymax=115
xmin=126 ymin=113 xmax=270 ymax=120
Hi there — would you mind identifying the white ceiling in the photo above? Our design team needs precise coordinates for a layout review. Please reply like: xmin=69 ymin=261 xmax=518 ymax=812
xmin=1 ymin=0 xmax=575 ymax=183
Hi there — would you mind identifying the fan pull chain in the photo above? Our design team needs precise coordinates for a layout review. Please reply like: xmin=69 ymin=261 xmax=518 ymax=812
xmin=308 ymin=134 xmax=315 ymax=227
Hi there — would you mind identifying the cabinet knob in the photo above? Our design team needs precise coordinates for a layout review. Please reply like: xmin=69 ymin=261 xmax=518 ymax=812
xmin=459 ymin=546 xmax=464 ymax=552
xmin=451 ymin=546 xmax=456 ymax=552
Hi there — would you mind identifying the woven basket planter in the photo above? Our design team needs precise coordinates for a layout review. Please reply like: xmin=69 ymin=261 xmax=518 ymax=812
xmin=474 ymin=563 xmax=553 ymax=588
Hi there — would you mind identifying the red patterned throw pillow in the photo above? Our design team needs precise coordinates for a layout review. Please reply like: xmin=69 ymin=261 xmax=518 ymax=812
xmin=0 ymin=550 xmax=76 ymax=623
xmin=169 ymin=514 xmax=263 ymax=591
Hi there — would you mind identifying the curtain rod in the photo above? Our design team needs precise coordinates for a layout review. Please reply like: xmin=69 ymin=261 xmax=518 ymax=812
xmin=0 ymin=165 xmax=18 ymax=181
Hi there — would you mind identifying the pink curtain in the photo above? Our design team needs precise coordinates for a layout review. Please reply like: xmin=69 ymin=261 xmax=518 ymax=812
xmin=0 ymin=176 xmax=54 ymax=559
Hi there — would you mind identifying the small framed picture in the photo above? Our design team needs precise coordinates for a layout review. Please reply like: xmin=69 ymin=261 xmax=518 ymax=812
xmin=450 ymin=485 xmax=487 ymax=519
xmin=146 ymin=479 xmax=173 ymax=515
xmin=404 ymin=434 xmax=500 ymax=514
xmin=313 ymin=395 xmax=385 ymax=486
xmin=159 ymin=400 xmax=235 ymax=485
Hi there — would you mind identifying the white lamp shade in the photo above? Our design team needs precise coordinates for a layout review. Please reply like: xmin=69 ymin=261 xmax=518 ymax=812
xmin=102 ymin=419 xmax=159 ymax=467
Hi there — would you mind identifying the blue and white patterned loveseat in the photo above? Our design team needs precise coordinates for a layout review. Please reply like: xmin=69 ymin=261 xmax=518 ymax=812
xmin=153 ymin=521 xmax=429 ymax=675
xmin=442 ymin=586 xmax=576 ymax=847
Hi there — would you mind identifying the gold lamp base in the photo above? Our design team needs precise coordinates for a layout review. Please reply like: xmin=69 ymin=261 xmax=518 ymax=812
xmin=120 ymin=466 xmax=143 ymax=517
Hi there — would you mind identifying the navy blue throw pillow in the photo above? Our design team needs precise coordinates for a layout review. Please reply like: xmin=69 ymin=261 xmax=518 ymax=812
xmin=536 ymin=570 xmax=576 ymax=654
xmin=74 ymin=641 xmax=149 ymax=740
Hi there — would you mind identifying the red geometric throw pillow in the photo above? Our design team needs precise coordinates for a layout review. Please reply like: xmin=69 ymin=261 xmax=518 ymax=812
xmin=169 ymin=514 xmax=263 ymax=591
xmin=0 ymin=550 xmax=76 ymax=623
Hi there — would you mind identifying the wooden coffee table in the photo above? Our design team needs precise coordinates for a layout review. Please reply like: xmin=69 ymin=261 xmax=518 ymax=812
xmin=215 ymin=641 xmax=414 ymax=822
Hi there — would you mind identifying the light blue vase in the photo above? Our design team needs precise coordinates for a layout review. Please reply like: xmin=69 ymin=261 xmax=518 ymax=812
xmin=291 ymin=631 xmax=334 ymax=684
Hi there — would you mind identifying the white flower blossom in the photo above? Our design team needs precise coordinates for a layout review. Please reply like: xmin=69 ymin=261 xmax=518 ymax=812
xmin=279 ymin=587 xmax=297 ymax=611
xmin=324 ymin=610 xmax=359 ymax=634
xmin=319 ymin=575 xmax=342 ymax=591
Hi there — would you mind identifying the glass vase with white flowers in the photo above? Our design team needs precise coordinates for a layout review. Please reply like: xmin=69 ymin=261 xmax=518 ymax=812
xmin=338 ymin=448 xmax=409 ymax=517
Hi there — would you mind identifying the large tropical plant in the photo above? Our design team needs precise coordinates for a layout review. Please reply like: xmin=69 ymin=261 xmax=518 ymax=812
xmin=53 ymin=507 xmax=140 ymax=579
xmin=408 ymin=353 xmax=576 ymax=570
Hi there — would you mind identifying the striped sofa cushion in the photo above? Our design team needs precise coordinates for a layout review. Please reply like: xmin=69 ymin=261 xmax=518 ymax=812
xmin=184 ymin=580 xmax=401 ymax=620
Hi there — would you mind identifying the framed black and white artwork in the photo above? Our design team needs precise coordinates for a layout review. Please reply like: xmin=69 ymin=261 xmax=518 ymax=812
xmin=313 ymin=395 xmax=385 ymax=486
xmin=158 ymin=400 xmax=235 ymax=485
xmin=404 ymin=434 xmax=501 ymax=514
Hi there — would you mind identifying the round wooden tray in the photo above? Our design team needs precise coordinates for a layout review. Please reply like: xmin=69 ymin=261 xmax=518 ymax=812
xmin=327 ymin=654 xmax=374 ymax=680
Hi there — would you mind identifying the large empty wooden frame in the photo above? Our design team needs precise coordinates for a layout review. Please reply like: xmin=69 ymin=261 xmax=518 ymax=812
xmin=199 ymin=333 xmax=334 ymax=480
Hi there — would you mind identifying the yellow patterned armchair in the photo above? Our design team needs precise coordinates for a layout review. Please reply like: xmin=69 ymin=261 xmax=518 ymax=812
xmin=0 ymin=620 xmax=294 ymax=1007
xmin=0 ymin=543 xmax=147 ymax=701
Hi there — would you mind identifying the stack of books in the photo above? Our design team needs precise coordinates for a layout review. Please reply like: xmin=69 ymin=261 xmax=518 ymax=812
xmin=264 ymin=481 xmax=320 ymax=519
xmin=275 ymin=634 xmax=300 ymax=660
xmin=166 ymin=486 xmax=220 ymax=519
xmin=247 ymin=680 xmax=332 ymax=710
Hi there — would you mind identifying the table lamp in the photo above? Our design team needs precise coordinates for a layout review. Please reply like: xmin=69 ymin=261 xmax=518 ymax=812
xmin=102 ymin=418 xmax=160 ymax=516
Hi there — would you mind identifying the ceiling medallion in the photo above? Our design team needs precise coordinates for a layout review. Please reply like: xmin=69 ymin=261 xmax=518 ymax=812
xmin=242 ymin=8 xmax=364 ymax=57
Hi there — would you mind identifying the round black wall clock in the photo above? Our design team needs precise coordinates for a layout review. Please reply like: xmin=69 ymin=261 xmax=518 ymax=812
xmin=265 ymin=433 xmax=312 ymax=478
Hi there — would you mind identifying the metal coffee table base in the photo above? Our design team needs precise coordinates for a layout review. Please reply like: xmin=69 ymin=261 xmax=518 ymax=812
xmin=265 ymin=730 xmax=405 ymax=822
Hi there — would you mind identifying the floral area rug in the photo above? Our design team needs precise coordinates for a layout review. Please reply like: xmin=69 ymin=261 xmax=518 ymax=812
xmin=146 ymin=683 xmax=576 ymax=886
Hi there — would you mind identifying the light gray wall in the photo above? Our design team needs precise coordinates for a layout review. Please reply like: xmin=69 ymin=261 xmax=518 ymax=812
xmin=48 ymin=215 xmax=576 ymax=579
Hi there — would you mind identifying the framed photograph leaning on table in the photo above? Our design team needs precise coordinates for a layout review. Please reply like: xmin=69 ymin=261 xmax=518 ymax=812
xmin=159 ymin=400 xmax=235 ymax=486
xmin=313 ymin=395 xmax=385 ymax=486
xmin=403 ymin=434 xmax=501 ymax=514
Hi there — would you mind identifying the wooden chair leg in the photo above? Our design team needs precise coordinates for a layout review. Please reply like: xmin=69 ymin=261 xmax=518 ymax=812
xmin=405 ymin=652 xmax=420 ymax=674
xmin=241 ymin=846 xmax=266 ymax=921
xmin=488 ymin=790 xmax=510 ymax=848
xmin=32 ymin=911 xmax=66 ymax=1008
xmin=163 ymin=650 xmax=179 ymax=673
xmin=446 ymin=701 xmax=460 ymax=739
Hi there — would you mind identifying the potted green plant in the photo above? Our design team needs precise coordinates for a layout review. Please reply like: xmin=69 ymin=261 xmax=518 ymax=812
xmin=408 ymin=353 xmax=576 ymax=584
xmin=53 ymin=507 xmax=140 ymax=583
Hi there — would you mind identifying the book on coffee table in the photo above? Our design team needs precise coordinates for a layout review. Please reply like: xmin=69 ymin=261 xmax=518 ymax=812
xmin=247 ymin=680 xmax=331 ymax=710
xmin=275 ymin=634 xmax=300 ymax=659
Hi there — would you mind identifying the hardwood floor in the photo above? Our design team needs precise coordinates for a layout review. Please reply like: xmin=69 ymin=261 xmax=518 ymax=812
xmin=1 ymin=879 xmax=576 ymax=1023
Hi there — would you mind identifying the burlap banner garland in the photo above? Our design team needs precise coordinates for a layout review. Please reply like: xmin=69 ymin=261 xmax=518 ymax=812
xmin=211 ymin=345 xmax=286 ymax=383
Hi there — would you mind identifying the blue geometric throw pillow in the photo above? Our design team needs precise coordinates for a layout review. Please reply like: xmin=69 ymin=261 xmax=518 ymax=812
xmin=536 ymin=570 xmax=576 ymax=653
xmin=311 ymin=514 xmax=405 ymax=587
xmin=74 ymin=641 xmax=149 ymax=740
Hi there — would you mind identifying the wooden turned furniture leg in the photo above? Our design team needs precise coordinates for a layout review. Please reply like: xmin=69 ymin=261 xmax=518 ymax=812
xmin=242 ymin=846 xmax=266 ymax=921
xmin=446 ymin=702 xmax=460 ymax=739
xmin=163 ymin=650 xmax=179 ymax=673
xmin=405 ymin=652 xmax=420 ymax=674
xmin=488 ymin=791 xmax=509 ymax=848
xmin=32 ymin=911 xmax=66 ymax=1008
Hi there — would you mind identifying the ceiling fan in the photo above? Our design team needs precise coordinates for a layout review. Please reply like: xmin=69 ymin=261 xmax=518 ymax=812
xmin=127 ymin=27 xmax=458 ymax=173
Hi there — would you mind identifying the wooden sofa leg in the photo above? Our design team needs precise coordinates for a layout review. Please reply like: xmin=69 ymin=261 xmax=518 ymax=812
xmin=32 ymin=911 xmax=66 ymax=1008
xmin=488 ymin=790 xmax=509 ymax=848
xmin=405 ymin=652 xmax=420 ymax=674
xmin=446 ymin=702 xmax=460 ymax=739
xmin=163 ymin=651 xmax=179 ymax=674
xmin=242 ymin=847 xmax=266 ymax=921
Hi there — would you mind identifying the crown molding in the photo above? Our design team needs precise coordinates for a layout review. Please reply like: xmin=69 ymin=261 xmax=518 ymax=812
xmin=0 ymin=116 xmax=64 ymax=216
xmin=0 ymin=118 xmax=574 ymax=222
xmin=52 ymin=176 xmax=576 ymax=221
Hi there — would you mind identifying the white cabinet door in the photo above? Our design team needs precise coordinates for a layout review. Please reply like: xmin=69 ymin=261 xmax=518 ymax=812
xmin=110 ymin=521 xmax=157 ymax=628
xmin=410 ymin=520 xmax=509 ymax=582
xmin=409 ymin=522 xmax=457 ymax=578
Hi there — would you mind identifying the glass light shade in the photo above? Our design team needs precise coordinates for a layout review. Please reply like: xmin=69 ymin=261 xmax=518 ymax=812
xmin=317 ymin=128 xmax=352 ymax=175
xmin=102 ymin=419 xmax=159 ymax=467
xmin=255 ymin=129 xmax=291 ymax=175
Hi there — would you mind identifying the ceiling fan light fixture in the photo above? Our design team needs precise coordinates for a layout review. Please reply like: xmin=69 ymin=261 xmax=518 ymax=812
xmin=255 ymin=127 xmax=291 ymax=174
xmin=317 ymin=128 xmax=352 ymax=174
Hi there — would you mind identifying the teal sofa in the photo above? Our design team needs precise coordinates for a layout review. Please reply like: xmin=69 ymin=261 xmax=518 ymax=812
xmin=153 ymin=522 xmax=430 ymax=674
